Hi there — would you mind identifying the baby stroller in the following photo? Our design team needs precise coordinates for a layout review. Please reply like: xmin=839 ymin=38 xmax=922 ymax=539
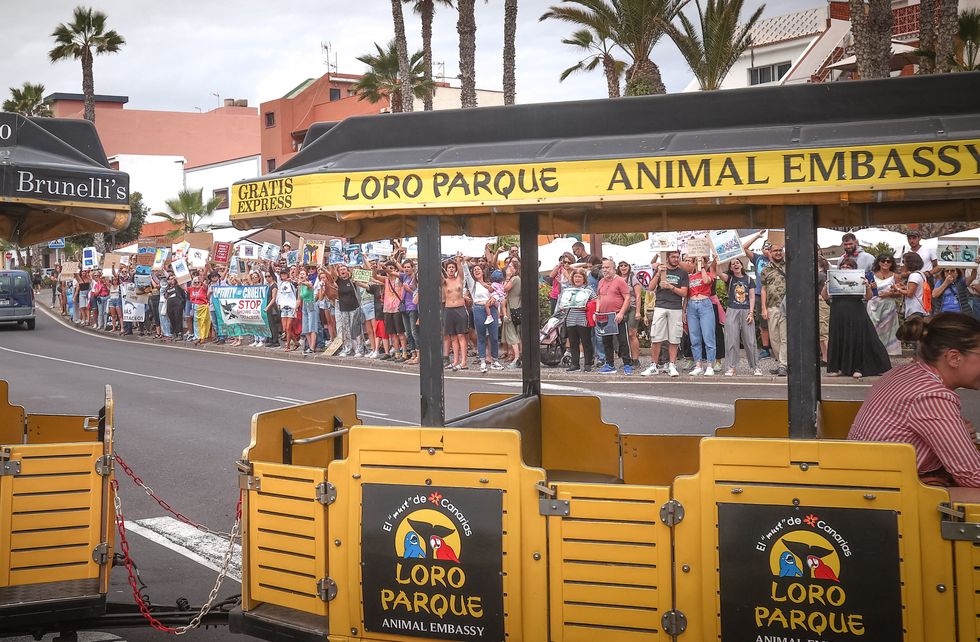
xmin=539 ymin=308 xmax=570 ymax=367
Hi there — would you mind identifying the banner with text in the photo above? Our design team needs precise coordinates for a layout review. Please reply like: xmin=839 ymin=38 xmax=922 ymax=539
xmin=211 ymin=285 xmax=271 ymax=338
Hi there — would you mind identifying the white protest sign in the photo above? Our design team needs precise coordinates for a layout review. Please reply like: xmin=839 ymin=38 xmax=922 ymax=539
xmin=187 ymin=248 xmax=210 ymax=269
xmin=937 ymin=237 xmax=979 ymax=268
xmin=710 ymin=230 xmax=743 ymax=263
xmin=649 ymin=232 xmax=678 ymax=252
xmin=259 ymin=242 xmax=281 ymax=262
xmin=171 ymin=257 xmax=191 ymax=284
xmin=152 ymin=248 xmax=170 ymax=270
xmin=685 ymin=237 xmax=712 ymax=257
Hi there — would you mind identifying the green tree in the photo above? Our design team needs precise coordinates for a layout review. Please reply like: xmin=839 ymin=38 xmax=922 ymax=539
xmin=954 ymin=8 xmax=980 ymax=71
xmin=159 ymin=189 xmax=221 ymax=239
xmin=661 ymin=0 xmax=765 ymax=91
xmin=3 ymin=82 xmax=53 ymax=117
xmin=551 ymin=26 xmax=626 ymax=97
xmin=48 ymin=6 xmax=126 ymax=123
xmin=541 ymin=0 xmax=685 ymax=96
xmin=353 ymin=41 xmax=436 ymax=113
xmin=405 ymin=0 xmax=455 ymax=111
xmin=70 ymin=191 xmax=148 ymax=249
xmin=604 ymin=232 xmax=645 ymax=245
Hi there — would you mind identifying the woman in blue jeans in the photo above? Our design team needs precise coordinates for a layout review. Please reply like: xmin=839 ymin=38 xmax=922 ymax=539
xmin=685 ymin=255 xmax=717 ymax=376
xmin=465 ymin=264 xmax=503 ymax=373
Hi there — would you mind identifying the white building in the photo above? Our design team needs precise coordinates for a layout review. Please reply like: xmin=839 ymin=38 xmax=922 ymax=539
xmin=184 ymin=155 xmax=261 ymax=228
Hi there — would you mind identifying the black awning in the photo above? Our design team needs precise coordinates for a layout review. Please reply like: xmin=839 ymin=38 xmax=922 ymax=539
xmin=0 ymin=113 xmax=130 ymax=246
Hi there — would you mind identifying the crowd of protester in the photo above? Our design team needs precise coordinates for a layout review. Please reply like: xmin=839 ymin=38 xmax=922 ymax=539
xmin=45 ymin=229 xmax=980 ymax=379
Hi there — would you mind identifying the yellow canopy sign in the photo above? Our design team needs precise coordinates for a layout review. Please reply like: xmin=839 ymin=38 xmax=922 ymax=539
xmin=231 ymin=140 xmax=980 ymax=219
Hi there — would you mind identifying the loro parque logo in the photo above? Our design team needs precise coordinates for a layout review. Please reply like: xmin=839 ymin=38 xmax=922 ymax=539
xmin=718 ymin=504 xmax=902 ymax=642
xmin=361 ymin=484 xmax=505 ymax=642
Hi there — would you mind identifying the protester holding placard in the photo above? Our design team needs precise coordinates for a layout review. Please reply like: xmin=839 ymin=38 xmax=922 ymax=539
xmin=932 ymin=268 xmax=971 ymax=314
xmin=107 ymin=276 xmax=122 ymax=333
xmin=333 ymin=265 xmax=364 ymax=356
xmin=558 ymin=268 xmax=598 ymax=372
xmin=162 ymin=274 xmax=186 ymax=340
xmin=298 ymin=268 xmax=320 ymax=355
xmin=187 ymin=276 xmax=211 ymax=345
xmin=823 ymin=257 xmax=891 ymax=379
xmin=718 ymin=257 xmax=760 ymax=376
xmin=641 ymin=251 xmax=688 ymax=377
xmin=686 ymin=253 xmax=718 ymax=376
xmin=595 ymin=259 xmax=633 ymax=375
xmin=277 ymin=267 xmax=299 ymax=352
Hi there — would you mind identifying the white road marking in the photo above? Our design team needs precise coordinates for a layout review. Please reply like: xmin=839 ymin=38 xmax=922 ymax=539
xmin=489 ymin=381 xmax=733 ymax=411
xmin=0 ymin=345 xmax=416 ymax=424
xmin=124 ymin=517 xmax=241 ymax=583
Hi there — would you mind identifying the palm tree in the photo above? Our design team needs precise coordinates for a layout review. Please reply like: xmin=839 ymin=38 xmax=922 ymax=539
xmin=160 ymin=189 xmax=221 ymax=238
xmin=541 ymin=0 xmax=685 ymax=96
xmin=405 ymin=0 xmax=455 ymax=111
xmin=390 ymin=0 xmax=415 ymax=112
xmin=457 ymin=0 xmax=478 ymax=107
xmin=917 ymin=0 xmax=936 ymax=74
xmin=952 ymin=8 xmax=980 ymax=71
xmin=661 ymin=0 xmax=765 ymax=91
xmin=935 ymin=0 xmax=958 ymax=73
xmin=3 ymin=82 xmax=53 ymax=117
xmin=48 ymin=6 xmax=125 ymax=123
xmin=553 ymin=28 xmax=626 ymax=97
xmin=353 ymin=41 xmax=437 ymax=113
xmin=848 ymin=0 xmax=893 ymax=79
xmin=503 ymin=0 xmax=518 ymax=105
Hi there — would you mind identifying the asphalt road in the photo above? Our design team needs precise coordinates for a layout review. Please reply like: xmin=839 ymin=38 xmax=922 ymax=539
xmin=1 ymin=308 xmax=974 ymax=641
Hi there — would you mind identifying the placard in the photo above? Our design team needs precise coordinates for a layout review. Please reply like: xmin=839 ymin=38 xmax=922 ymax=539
xmin=327 ymin=239 xmax=344 ymax=266
xmin=285 ymin=250 xmax=299 ymax=267
xmin=347 ymin=244 xmax=363 ymax=266
xmin=827 ymin=269 xmax=866 ymax=296
xmin=212 ymin=242 xmax=232 ymax=264
xmin=649 ymin=232 xmax=678 ymax=252
xmin=102 ymin=252 xmax=126 ymax=271
xmin=183 ymin=232 xmax=213 ymax=251
xmin=81 ymin=247 xmax=98 ymax=270
xmin=352 ymin=268 xmax=373 ymax=283
xmin=710 ymin=229 xmax=743 ymax=263
xmin=171 ymin=241 xmax=190 ymax=260
xmin=152 ymin=247 xmax=170 ymax=270
xmin=136 ymin=245 xmax=157 ymax=266
xmin=676 ymin=230 xmax=709 ymax=255
xmin=259 ymin=242 xmax=280 ymax=262
xmin=718 ymin=503 xmax=901 ymax=642
xmin=171 ymin=257 xmax=191 ymax=284
xmin=685 ymin=236 xmax=712 ymax=257
xmin=211 ymin=285 xmax=271 ymax=338
xmin=187 ymin=248 xmax=210 ymax=269
xmin=937 ymin=236 xmax=979 ymax=268
xmin=121 ymin=284 xmax=146 ymax=323
xmin=238 ymin=243 xmax=257 ymax=260
xmin=368 ymin=239 xmax=394 ymax=257
xmin=766 ymin=229 xmax=785 ymax=247
xmin=303 ymin=239 xmax=326 ymax=266
xmin=360 ymin=483 xmax=504 ymax=642
xmin=61 ymin=261 xmax=79 ymax=277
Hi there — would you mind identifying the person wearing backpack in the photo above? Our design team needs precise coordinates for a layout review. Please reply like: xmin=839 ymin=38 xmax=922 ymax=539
xmin=897 ymin=252 xmax=930 ymax=320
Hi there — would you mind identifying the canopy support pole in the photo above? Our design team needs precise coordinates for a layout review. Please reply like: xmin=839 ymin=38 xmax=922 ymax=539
xmin=417 ymin=216 xmax=445 ymax=426
xmin=519 ymin=214 xmax=541 ymax=397
xmin=785 ymin=205 xmax=820 ymax=439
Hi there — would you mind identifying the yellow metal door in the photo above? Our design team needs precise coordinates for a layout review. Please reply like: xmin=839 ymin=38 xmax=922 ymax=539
xmin=246 ymin=461 xmax=329 ymax=616
xmin=547 ymin=482 xmax=674 ymax=642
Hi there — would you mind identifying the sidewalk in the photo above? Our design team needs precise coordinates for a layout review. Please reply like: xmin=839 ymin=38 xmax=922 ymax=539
xmin=39 ymin=300 xmax=898 ymax=385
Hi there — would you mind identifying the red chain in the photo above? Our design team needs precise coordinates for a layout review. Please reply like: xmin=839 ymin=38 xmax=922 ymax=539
xmin=114 ymin=453 xmax=210 ymax=533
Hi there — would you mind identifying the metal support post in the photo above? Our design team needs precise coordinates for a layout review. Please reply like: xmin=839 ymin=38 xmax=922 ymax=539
xmin=417 ymin=216 xmax=445 ymax=426
xmin=519 ymin=214 xmax=541 ymax=397
xmin=785 ymin=205 xmax=820 ymax=439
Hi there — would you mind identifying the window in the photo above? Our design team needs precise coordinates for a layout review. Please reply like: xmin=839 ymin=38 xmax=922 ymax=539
xmin=329 ymin=88 xmax=341 ymax=101
xmin=264 ymin=111 xmax=276 ymax=128
xmin=212 ymin=188 xmax=229 ymax=209
xmin=347 ymin=88 xmax=356 ymax=97
xmin=749 ymin=62 xmax=792 ymax=85
xmin=266 ymin=158 xmax=277 ymax=173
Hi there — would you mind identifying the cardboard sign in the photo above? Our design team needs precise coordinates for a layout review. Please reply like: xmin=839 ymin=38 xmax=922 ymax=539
xmin=676 ymin=230 xmax=709 ymax=255
xmin=121 ymin=284 xmax=146 ymax=323
xmin=367 ymin=239 xmax=394 ymax=257
xmin=136 ymin=245 xmax=157 ymax=266
xmin=81 ymin=247 xmax=98 ymax=270
xmin=152 ymin=247 xmax=170 ymax=270
xmin=187 ymin=248 xmax=210 ymax=269
xmin=259 ymin=242 xmax=281 ymax=262
xmin=212 ymin=242 xmax=232 ymax=264
xmin=61 ymin=261 xmax=80 ymax=277
xmin=937 ymin=236 xmax=979 ymax=268
xmin=172 ymin=241 xmax=190 ymax=260
xmin=685 ymin=237 xmax=712 ymax=257
xmin=766 ymin=229 xmax=785 ymax=248
xmin=103 ymin=253 xmax=126 ymax=271
xmin=352 ymin=268 xmax=373 ymax=284
xmin=238 ymin=243 xmax=257 ymax=260
xmin=718 ymin=503 xmax=901 ymax=642
xmin=347 ymin=244 xmax=363 ymax=266
xmin=303 ymin=239 xmax=326 ymax=266
xmin=360 ymin=483 xmax=504 ymax=642
xmin=827 ymin=269 xmax=866 ymax=296
xmin=649 ymin=232 xmax=678 ymax=252
xmin=183 ymin=232 xmax=213 ymax=251
xmin=285 ymin=250 xmax=299 ymax=267
xmin=171 ymin=257 xmax=191 ymax=284
xmin=710 ymin=229 xmax=743 ymax=263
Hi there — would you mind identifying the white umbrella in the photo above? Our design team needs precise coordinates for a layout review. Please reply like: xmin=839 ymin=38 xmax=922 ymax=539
xmin=826 ymin=42 xmax=918 ymax=72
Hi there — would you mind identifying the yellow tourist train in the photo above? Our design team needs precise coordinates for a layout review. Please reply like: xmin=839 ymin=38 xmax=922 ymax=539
xmin=2 ymin=72 xmax=980 ymax=641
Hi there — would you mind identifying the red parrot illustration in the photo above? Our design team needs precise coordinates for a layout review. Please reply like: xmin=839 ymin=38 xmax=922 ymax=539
xmin=807 ymin=555 xmax=840 ymax=582
xmin=429 ymin=535 xmax=460 ymax=562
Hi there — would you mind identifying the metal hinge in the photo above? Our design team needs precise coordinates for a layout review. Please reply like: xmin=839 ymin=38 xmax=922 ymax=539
xmin=0 ymin=448 xmax=19 ymax=477
xmin=93 ymin=543 xmax=109 ymax=565
xmin=939 ymin=502 xmax=980 ymax=541
xmin=539 ymin=499 xmax=570 ymax=516
xmin=316 ymin=481 xmax=336 ymax=505
xmin=317 ymin=577 xmax=337 ymax=601
xmin=239 ymin=475 xmax=261 ymax=491
xmin=662 ymin=610 xmax=688 ymax=636
xmin=95 ymin=455 xmax=114 ymax=476
xmin=660 ymin=499 xmax=685 ymax=527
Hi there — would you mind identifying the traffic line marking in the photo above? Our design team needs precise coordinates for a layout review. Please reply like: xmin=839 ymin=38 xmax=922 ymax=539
xmin=124 ymin=517 xmax=241 ymax=583
xmin=490 ymin=381 xmax=733 ymax=411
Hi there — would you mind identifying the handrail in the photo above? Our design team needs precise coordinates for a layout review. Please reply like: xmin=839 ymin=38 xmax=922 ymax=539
xmin=292 ymin=428 xmax=349 ymax=445
xmin=81 ymin=416 xmax=100 ymax=432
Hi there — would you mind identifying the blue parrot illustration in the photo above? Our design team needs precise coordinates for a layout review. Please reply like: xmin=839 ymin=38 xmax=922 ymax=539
xmin=778 ymin=551 xmax=804 ymax=577
xmin=403 ymin=531 xmax=426 ymax=559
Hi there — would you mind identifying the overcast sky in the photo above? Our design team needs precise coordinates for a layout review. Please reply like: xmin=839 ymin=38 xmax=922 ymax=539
xmin=0 ymin=0 xmax=804 ymax=112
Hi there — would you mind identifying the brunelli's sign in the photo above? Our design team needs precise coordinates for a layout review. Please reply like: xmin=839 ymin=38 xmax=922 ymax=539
xmin=718 ymin=503 xmax=902 ymax=642
xmin=231 ymin=139 xmax=980 ymax=217
xmin=361 ymin=483 xmax=505 ymax=642
xmin=3 ymin=167 xmax=129 ymax=206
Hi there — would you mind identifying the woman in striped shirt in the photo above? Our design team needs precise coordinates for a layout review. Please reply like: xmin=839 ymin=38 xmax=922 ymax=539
xmin=559 ymin=269 xmax=597 ymax=372
xmin=849 ymin=312 xmax=980 ymax=487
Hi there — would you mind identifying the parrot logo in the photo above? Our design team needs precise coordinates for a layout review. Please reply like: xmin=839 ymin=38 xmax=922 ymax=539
xmin=402 ymin=531 xmax=425 ymax=559
xmin=781 ymin=539 xmax=840 ymax=583
xmin=778 ymin=551 xmax=803 ymax=577
xmin=407 ymin=517 xmax=460 ymax=562
xmin=429 ymin=535 xmax=460 ymax=562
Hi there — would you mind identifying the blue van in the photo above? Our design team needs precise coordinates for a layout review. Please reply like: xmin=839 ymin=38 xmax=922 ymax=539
xmin=0 ymin=270 xmax=36 ymax=330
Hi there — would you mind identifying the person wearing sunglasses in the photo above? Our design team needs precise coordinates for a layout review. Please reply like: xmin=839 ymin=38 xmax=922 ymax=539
xmin=866 ymin=253 xmax=902 ymax=357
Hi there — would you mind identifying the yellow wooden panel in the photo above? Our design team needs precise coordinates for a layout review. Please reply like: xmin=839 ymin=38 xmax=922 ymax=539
xmin=562 ymin=602 xmax=660 ymax=629
xmin=561 ymin=541 xmax=660 ymax=565
xmin=561 ymin=519 xmax=659 ymax=544
xmin=17 ymin=453 xmax=94 ymax=475
xmin=252 ymin=493 xmax=314 ymax=515
xmin=561 ymin=561 xmax=660 ymax=587
xmin=10 ymin=544 xmax=89 ymax=568
xmin=25 ymin=414 xmax=98 ymax=444
xmin=243 ymin=393 xmax=361 ymax=465
xmin=251 ymin=547 xmax=316 ymax=575
xmin=953 ymin=499 xmax=980 ymax=642
xmin=257 ymin=475 xmax=319 ymax=499
xmin=11 ymin=491 xmax=92 ymax=512
xmin=563 ymin=498 xmax=661 ymax=523
xmin=817 ymin=400 xmax=862 ymax=440
xmin=0 ymin=380 xmax=26 ymax=444
xmin=11 ymin=508 xmax=92 ymax=531
xmin=9 ymin=474 xmax=93 ymax=495
xmin=714 ymin=398 xmax=787 ymax=437
xmin=541 ymin=395 xmax=620 ymax=479
xmin=357 ymin=450 xmax=512 ymax=471
xmin=10 ymin=527 xmax=88 ymax=550
xmin=252 ymin=529 xmax=318 ymax=558
xmin=9 ymin=563 xmax=91 ymax=586
xmin=563 ymin=624 xmax=654 ymax=642
xmin=252 ymin=511 xmax=316 ymax=538
xmin=251 ymin=565 xmax=319 ymax=596
xmin=562 ymin=582 xmax=658 ymax=608
xmin=622 ymin=434 xmax=702 ymax=486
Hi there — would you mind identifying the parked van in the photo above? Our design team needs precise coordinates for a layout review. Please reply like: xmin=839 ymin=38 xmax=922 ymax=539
xmin=0 ymin=270 xmax=35 ymax=329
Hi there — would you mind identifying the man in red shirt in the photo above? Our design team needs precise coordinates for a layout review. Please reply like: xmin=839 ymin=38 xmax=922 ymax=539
xmin=596 ymin=258 xmax=633 ymax=374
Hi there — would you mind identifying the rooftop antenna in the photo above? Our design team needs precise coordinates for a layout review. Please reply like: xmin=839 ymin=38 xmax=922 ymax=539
xmin=322 ymin=42 xmax=338 ymax=73
xmin=211 ymin=91 xmax=220 ymax=108
xmin=435 ymin=61 xmax=446 ymax=81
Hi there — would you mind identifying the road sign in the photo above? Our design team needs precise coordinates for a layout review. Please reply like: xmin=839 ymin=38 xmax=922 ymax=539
xmin=48 ymin=238 xmax=65 ymax=249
